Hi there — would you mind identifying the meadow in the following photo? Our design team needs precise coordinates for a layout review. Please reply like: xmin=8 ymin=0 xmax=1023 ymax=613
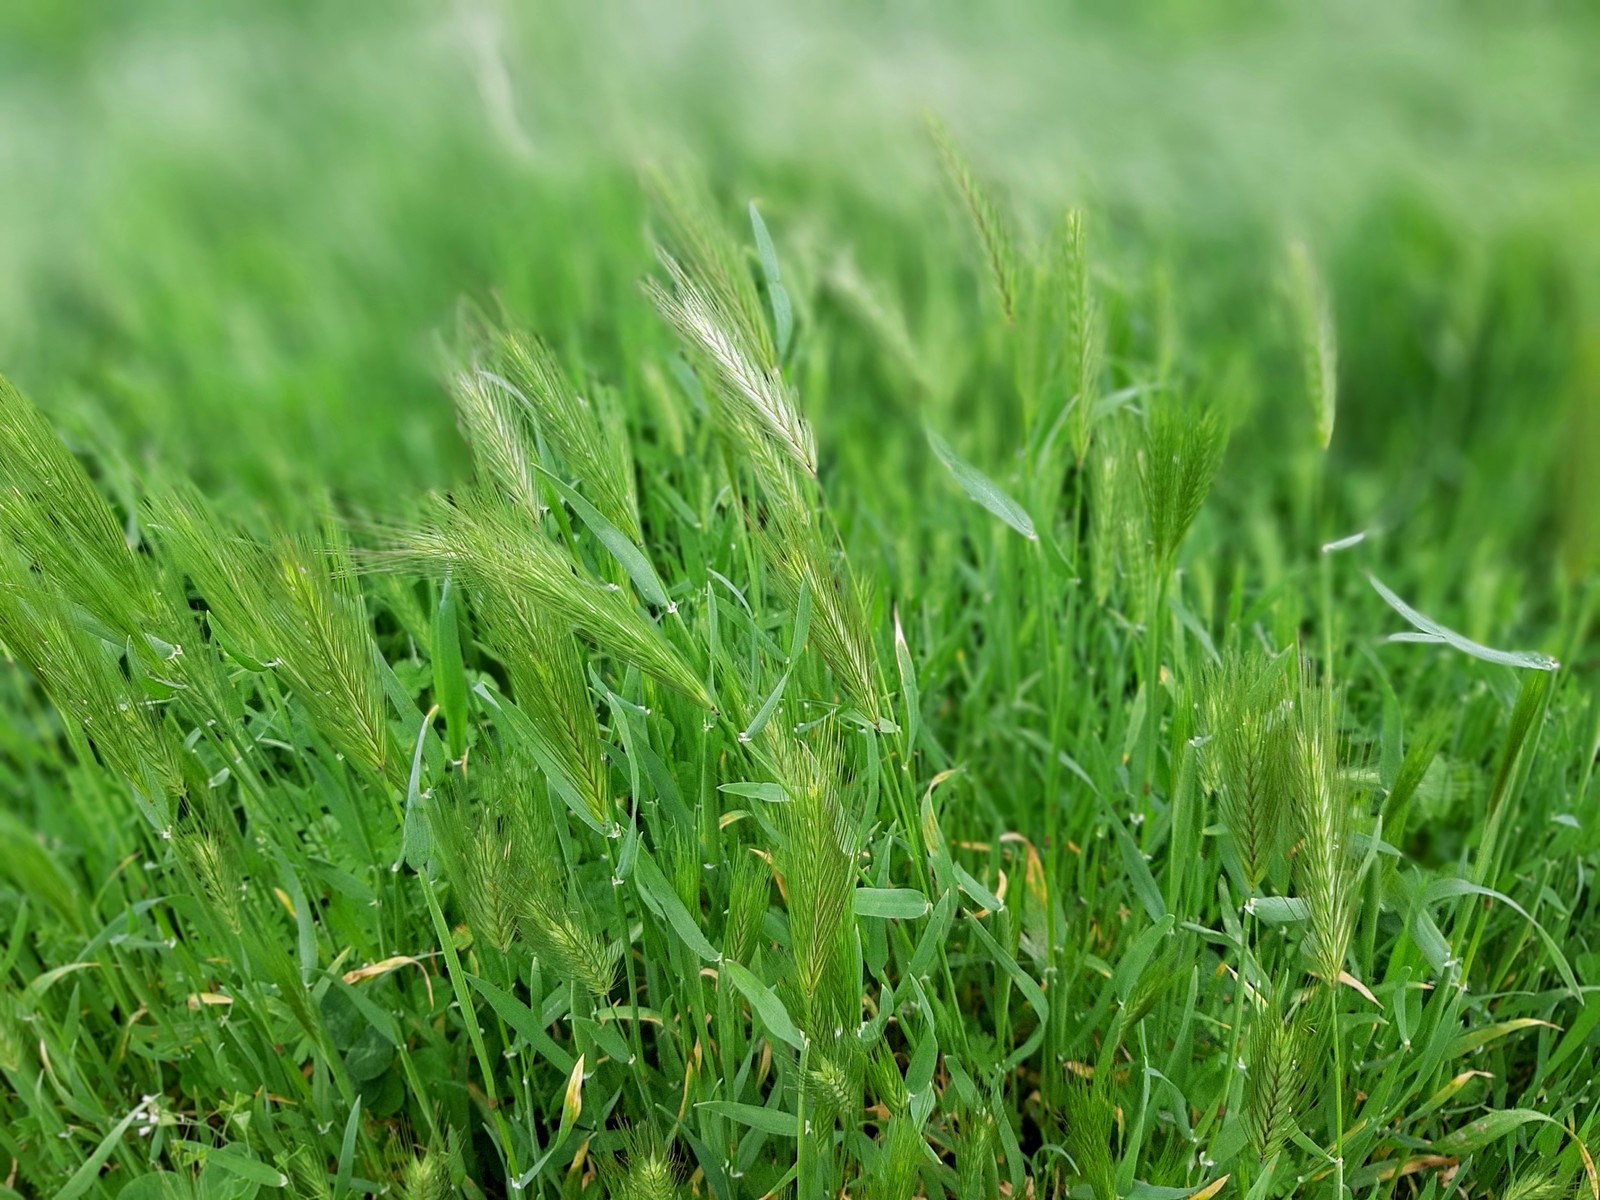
xmin=2 ymin=3 xmax=1599 ymax=1198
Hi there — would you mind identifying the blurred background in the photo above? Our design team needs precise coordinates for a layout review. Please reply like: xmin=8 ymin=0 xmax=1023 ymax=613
xmin=2 ymin=0 xmax=1598 ymax=580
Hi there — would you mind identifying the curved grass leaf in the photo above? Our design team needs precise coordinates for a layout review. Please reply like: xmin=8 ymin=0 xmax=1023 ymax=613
xmin=1434 ymin=1107 xmax=1560 ymax=1155
xmin=1370 ymin=574 xmax=1558 ymax=670
xmin=537 ymin=466 xmax=673 ymax=610
xmin=720 ymin=959 xmax=807 ymax=1051
xmin=927 ymin=428 xmax=1036 ymax=540
xmin=697 ymin=1100 xmax=798 ymax=1137
xmin=853 ymin=887 xmax=933 ymax=920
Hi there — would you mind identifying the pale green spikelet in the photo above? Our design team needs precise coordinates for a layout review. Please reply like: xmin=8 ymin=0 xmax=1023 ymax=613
xmin=642 ymin=202 xmax=883 ymax=718
xmin=1285 ymin=238 xmax=1337 ymax=451
xmin=270 ymin=526 xmax=394 ymax=781
xmin=803 ymin=1037 xmax=863 ymax=1130
xmin=926 ymin=113 xmax=1017 ymax=322
xmin=1064 ymin=209 xmax=1104 ymax=466
xmin=1501 ymin=1168 xmax=1576 ymax=1200
xmin=601 ymin=1128 xmax=684 ymax=1200
xmin=148 ymin=490 xmax=394 ymax=781
xmin=0 ymin=375 xmax=172 ymax=641
xmin=518 ymin=877 xmax=619 ymax=1002
xmin=475 ymin=587 xmax=612 ymax=832
xmin=432 ymin=754 xmax=616 ymax=994
xmin=1203 ymin=646 xmax=1294 ymax=891
xmin=868 ymin=1114 xmax=926 ymax=1200
xmin=642 ymin=172 xmax=806 ymax=483
xmin=646 ymin=250 xmax=816 ymax=478
xmin=1089 ymin=417 xmax=1143 ymax=607
xmin=278 ymin=1146 xmax=335 ymax=1200
xmin=1017 ymin=207 xmax=1100 ymax=455
xmin=1062 ymin=1075 xmax=1117 ymax=1200
xmin=661 ymin=827 xmax=701 ymax=915
xmin=722 ymin=849 xmax=771 ymax=965
xmin=427 ymin=774 xmax=523 ymax=955
xmin=868 ymin=1042 xmax=908 ymax=1115
xmin=0 ymin=989 xmax=24 ymax=1074
xmin=1245 ymin=985 xmax=1310 ymax=1162
xmin=955 ymin=1102 xmax=1001 ymax=1200
xmin=396 ymin=1148 xmax=451 ymax=1200
xmin=491 ymin=329 xmax=641 ymax=539
xmin=448 ymin=363 xmax=545 ymax=519
xmin=1139 ymin=396 xmax=1226 ymax=571
xmin=374 ymin=491 xmax=709 ymax=705
xmin=762 ymin=726 xmax=855 ymax=1015
xmin=387 ymin=1124 xmax=457 ymax=1200
xmin=177 ymin=829 xmax=244 ymax=935
xmin=1116 ymin=942 xmax=1186 ymax=1046
xmin=0 ymin=582 xmax=185 ymax=827
xmin=642 ymin=168 xmax=775 ymax=368
xmin=760 ymin=523 xmax=882 ymax=720
xmin=1292 ymin=671 xmax=1355 ymax=984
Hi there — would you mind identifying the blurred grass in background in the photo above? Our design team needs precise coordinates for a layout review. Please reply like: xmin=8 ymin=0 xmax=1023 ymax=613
xmin=3 ymin=0 xmax=1597 ymax=527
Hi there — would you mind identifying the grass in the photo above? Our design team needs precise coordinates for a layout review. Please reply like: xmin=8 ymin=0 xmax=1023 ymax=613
xmin=3 ymin=4 xmax=1600 ymax=1198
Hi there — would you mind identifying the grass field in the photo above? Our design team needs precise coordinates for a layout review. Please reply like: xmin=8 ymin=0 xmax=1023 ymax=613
xmin=3 ymin=3 xmax=1600 ymax=1198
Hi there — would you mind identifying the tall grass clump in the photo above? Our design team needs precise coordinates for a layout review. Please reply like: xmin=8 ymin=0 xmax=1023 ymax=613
xmin=2 ymin=112 xmax=1597 ymax=1200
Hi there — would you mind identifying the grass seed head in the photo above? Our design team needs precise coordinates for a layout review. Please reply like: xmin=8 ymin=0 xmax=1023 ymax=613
xmin=493 ymin=328 xmax=641 ymax=539
xmin=1062 ymin=1076 xmax=1118 ymax=1200
xmin=869 ymin=1041 xmax=909 ymax=1115
xmin=376 ymin=491 xmax=710 ymax=706
xmin=477 ymin=588 xmax=613 ymax=831
xmin=1291 ymin=670 xmax=1356 ymax=984
xmin=723 ymin=849 xmax=771 ymax=965
xmin=647 ymin=252 xmax=817 ymax=479
xmin=1285 ymin=238 xmax=1338 ymax=451
xmin=602 ymin=1127 xmax=684 ymax=1200
xmin=870 ymin=1115 xmax=927 ymax=1200
xmin=927 ymin=113 xmax=1018 ymax=322
xmin=803 ymin=1038 xmax=862 ymax=1129
xmin=955 ymin=1102 xmax=1001 ymax=1200
xmin=1501 ymin=1168 xmax=1576 ymax=1200
xmin=0 ymin=585 xmax=186 ymax=823
xmin=662 ymin=827 xmax=702 ymax=914
xmin=149 ymin=490 xmax=394 ymax=781
xmin=1089 ymin=417 xmax=1145 ymax=607
xmin=0 ymin=376 xmax=173 ymax=640
xmin=449 ymin=366 xmax=545 ymax=520
xmin=427 ymin=774 xmax=524 ymax=955
xmin=1203 ymin=646 xmax=1294 ymax=891
xmin=764 ymin=726 xmax=856 ymax=1011
xmin=1140 ymin=395 xmax=1226 ymax=572
xmin=1245 ymin=985 xmax=1311 ymax=1162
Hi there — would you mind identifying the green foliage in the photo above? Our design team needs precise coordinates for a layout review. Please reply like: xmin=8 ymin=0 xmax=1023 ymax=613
xmin=3 ymin=9 xmax=1600 ymax=1198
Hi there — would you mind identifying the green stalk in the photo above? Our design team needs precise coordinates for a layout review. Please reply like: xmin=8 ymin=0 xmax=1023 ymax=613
xmin=602 ymin=834 xmax=656 ymax=1125
xmin=1031 ymin=538 xmax=1066 ymax=1110
xmin=1141 ymin=565 xmax=1170 ymax=797
xmin=1228 ymin=902 xmax=1256 ymax=1125
xmin=418 ymin=872 xmax=522 ymax=1179
xmin=1327 ymin=979 xmax=1345 ymax=1200
xmin=796 ymin=1033 xmax=814 ymax=1200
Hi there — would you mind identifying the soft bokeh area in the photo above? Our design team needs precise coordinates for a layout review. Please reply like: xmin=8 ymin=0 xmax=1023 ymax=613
xmin=4 ymin=1 xmax=1597 ymax=527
